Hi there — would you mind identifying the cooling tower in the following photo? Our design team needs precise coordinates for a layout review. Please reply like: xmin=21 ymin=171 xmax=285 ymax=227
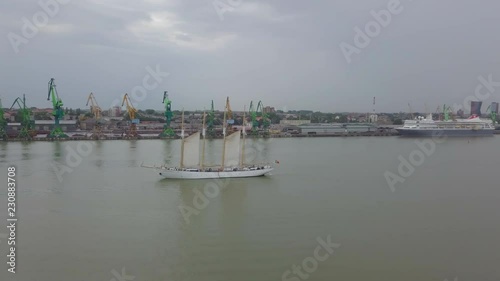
xmin=470 ymin=101 xmax=482 ymax=115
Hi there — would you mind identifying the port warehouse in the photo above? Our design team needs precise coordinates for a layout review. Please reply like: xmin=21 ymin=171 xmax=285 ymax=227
xmin=6 ymin=119 xmax=174 ymax=132
xmin=3 ymin=108 xmax=494 ymax=138
xmin=5 ymin=119 xmax=171 ymax=137
xmin=6 ymin=120 xmax=78 ymax=133
xmin=5 ymin=119 xmax=393 ymax=136
xmin=2 ymin=77 xmax=496 ymax=140
xmin=298 ymin=123 xmax=379 ymax=134
xmin=282 ymin=123 xmax=391 ymax=135
xmin=6 ymin=117 xmax=495 ymax=137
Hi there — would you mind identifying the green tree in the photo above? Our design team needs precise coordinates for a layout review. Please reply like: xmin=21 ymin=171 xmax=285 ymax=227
xmin=311 ymin=113 xmax=320 ymax=123
xmin=325 ymin=113 xmax=335 ymax=123
xmin=15 ymin=110 xmax=23 ymax=122
xmin=267 ymin=112 xmax=282 ymax=124
xmin=393 ymin=119 xmax=403 ymax=125
xmin=34 ymin=112 xmax=51 ymax=120
xmin=338 ymin=115 xmax=348 ymax=123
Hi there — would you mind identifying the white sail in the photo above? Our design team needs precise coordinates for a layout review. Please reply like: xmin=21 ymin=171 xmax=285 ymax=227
xmin=181 ymin=132 xmax=200 ymax=167
xmin=223 ymin=131 xmax=240 ymax=167
xmin=142 ymin=104 xmax=274 ymax=180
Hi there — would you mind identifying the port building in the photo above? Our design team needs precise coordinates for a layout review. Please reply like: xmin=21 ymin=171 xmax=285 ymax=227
xmin=470 ymin=101 xmax=482 ymax=115
xmin=7 ymin=120 xmax=78 ymax=133
xmin=298 ymin=123 xmax=378 ymax=135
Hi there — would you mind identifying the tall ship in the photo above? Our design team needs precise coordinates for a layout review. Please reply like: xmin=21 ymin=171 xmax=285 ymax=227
xmin=396 ymin=114 xmax=495 ymax=137
xmin=142 ymin=100 xmax=274 ymax=179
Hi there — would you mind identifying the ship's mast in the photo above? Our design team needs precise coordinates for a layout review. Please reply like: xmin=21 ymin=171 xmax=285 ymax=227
xmin=180 ymin=110 xmax=185 ymax=168
xmin=201 ymin=111 xmax=206 ymax=169
xmin=221 ymin=100 xmax=227 ymax=169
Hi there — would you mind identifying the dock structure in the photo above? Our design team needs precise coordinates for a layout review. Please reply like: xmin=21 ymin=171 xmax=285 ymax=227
xmin=3 ymin=130 xmax=401 ymax=142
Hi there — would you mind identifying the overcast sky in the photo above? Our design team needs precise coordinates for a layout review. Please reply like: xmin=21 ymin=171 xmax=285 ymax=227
xmin=1 ymin=0 xmax=500 ymax=113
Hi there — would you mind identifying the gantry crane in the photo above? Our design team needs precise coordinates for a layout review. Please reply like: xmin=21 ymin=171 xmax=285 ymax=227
xmin=10 ymin=94 xmax=35 ymax=140
xmin=249 ymin=101 xmax=258 ymax=136
xmin=435 ymin=105 xmax=441 ymax=120
xmin=256 ymin=100 xmax=270 ymax=134
xmin=86 ymin=92 xmax=104 ymax=139
xmin=225 ymin=97 xmax=233 ymax=131
xmin=443 ymin=104 xmax=449 ymax=121
xmin=485 ymin=104 xmax=497 ymax=124
xmin=206 ymin=100 xmax=215 ymax=138
xmin=159 ymin=91 xmax=175 ymax=138
xmin=248 ymin=100 xmax=270 ymax=136
xmin=0 ymin=98 xmax=7 ymax=140
xmin=47 ymin=78 xmax=68 ymax=138
xmin=121 ymin=93 xmax=139 ymax=138
xmin=442 ymin=104 xmax=455 ymax=121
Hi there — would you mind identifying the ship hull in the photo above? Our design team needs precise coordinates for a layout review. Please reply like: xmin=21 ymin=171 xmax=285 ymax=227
xmin=396 ymin=128 xmax=494 ymax=137
xmin=155 ymin=167 xmax=274 ymax=179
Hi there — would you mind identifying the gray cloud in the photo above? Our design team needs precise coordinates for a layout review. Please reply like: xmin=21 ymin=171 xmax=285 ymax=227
xmin=1 ymin=0 xmax=500 ymax=113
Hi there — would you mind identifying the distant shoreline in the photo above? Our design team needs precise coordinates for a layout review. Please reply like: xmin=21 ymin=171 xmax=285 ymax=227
xmin=4 ymin=131 xmax=402 ymax=141
xmin=4 ymin=129 xmax=500 ymax=142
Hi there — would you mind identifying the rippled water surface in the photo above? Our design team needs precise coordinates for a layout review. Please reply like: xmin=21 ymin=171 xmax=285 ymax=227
xmin=0 ymin=136 xmax=499 ymax=281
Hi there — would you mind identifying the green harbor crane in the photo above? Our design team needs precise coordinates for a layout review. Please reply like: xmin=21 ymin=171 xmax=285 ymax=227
xmin=247 ymin=100 xmax=270 ymax=136
xmin=47 ymin=78 xmax=68 ymax=138
xmin=206 ymin=100 xmax=215 ymax=138
xmin=225 ymin=97 xmax=233 ymax=131
xmin=485 ymin=104 xmax=497 ymax=124
xmin=248 ymin=101 xmax=258 ymax=136
xmin=10 ymin=94 xmax=35 ymax=140
xmin=442 ymin=104 xmax=454 ymax=121
xmin=159 ymin=91 xmax=175 ymax=138
xmin=256 ymin=100 xmax=270 ymax=133
xmin=443 ymin=104 xmax=449 ymax=121
xmin=0 ymin=98 xmax=7 ymax=140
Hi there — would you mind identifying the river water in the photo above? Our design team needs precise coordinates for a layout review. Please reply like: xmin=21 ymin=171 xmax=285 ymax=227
xmin=0 ymin=136 xmax=499 ymax=281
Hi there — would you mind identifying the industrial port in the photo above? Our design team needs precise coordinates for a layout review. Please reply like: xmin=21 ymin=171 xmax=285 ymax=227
xmin=1 ymin=79 xmax=499 ymax=141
